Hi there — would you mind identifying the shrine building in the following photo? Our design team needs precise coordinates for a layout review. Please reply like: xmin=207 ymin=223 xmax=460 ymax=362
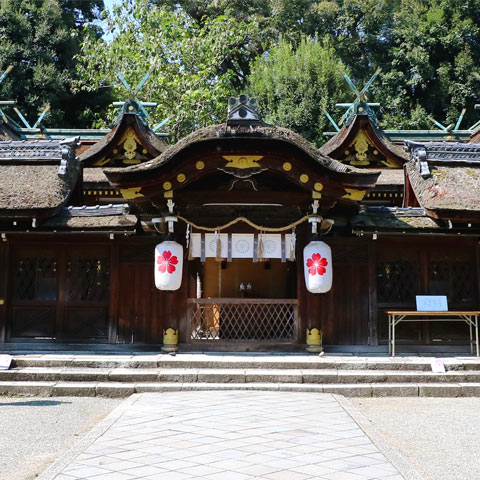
xmin=0 ymin=94 xmax=479 ymax=353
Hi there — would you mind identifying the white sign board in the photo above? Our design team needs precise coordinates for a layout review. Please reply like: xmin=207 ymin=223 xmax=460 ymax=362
xmin=0 ymin=354 xmax=12 ymax=370
xmin=431 ymin=358 xmax=446 ymax=373
xmin=416 ymin=295 xmax=448 ymax=312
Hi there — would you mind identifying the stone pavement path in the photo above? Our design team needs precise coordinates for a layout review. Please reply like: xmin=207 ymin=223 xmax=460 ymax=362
xmin=44 ymin=391 xmax=410 ymax=480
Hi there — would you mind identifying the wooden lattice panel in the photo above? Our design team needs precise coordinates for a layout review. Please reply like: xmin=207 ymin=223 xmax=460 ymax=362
xmin=189 ymin=299 xmax=298 ymax=341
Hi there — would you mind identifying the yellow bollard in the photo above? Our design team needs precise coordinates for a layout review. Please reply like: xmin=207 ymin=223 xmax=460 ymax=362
xmin=306 ymin=328 xmax=323 ymax=354
xmin=162 ymin=328 xmax=179 ymax=353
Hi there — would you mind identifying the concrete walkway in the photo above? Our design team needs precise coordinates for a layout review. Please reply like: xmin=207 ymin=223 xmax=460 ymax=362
xmin=38 ymin=391 xmax=421 ymax=480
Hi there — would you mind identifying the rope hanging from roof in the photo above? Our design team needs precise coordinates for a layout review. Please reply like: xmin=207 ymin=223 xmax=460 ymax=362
xmin=176 ymin=214 xmax=315 ymax=233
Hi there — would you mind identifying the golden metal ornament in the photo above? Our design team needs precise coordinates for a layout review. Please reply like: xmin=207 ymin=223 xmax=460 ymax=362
xmin=349 ymin=131 xmax=371 ymax=166
xmin=94 ymin=156 xmax=111 ymax=167
xmin=196 ymin=161 xmax=205 ymax=170
xmin=314 ymin=182 xmax=323 ymax=191
xmin=282 ymin=162 xmax=292 ymax=171
xmin=177 ymin=173 xmax=186 ymax=183
xmin=342 ymin=188 xmax=367 ymax=201
xmin=163 ymin=181 xmax=172 ymax=191
xmin=300 ymin=174 xmax=309 ymax=183
xmin=222 ymin=155 xmax=263 ymax=169
xmin=120 ymin=187 xmax=144 ymax=199
xmin=123 ymin=130 xmax=139 ymax=162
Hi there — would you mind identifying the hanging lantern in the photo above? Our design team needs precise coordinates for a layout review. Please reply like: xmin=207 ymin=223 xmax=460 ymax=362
xmin=303 ymin=241 xmax=332 ymax=293
xmin=155 ymin=241 xmax=183 ymax=291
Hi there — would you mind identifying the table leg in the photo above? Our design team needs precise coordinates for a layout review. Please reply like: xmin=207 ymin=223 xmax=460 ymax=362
xmin=392 ymin=317 xmax=396 ymax=357
xmin=388 ymin=315 xmax=392 ymax=356
xmin=469 ymin=318 xmax=473 ymax=355
xmin=475 ymin=315 xmax=479 ymax=357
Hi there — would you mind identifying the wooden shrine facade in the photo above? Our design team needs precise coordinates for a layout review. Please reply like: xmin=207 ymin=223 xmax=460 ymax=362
xmin=1 ymin=97 xmax=480 ymax=351
xmin=2 ymin=233 xmax=478 ymax=348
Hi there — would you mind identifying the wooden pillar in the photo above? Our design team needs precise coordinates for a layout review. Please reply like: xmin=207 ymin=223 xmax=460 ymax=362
xmin=108 ymin=241 xmax=120 ymax=343
xmin=0 ymin=239 xmax=9 ymax=343
xmin=368 ymin=240 xmax=378 ymax=345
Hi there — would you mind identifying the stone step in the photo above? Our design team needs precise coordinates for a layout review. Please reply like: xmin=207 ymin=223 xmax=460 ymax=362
xmin=11 ymin=354 xmax=480 ymax=371
xmin=3 ymin=367 xmax=480 ymax=384
xmin=0 ymin=380 xmax=479 ymax=397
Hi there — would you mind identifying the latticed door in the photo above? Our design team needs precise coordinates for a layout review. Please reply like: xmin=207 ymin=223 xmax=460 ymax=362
xmin=376 ymin=240 xmax=478 ymax=344
xmin=427 ymin=253 xmax=476 ymax=342
xmin=61 ymin=249 xmax=110 ymax=341
xmin=9 ymin=245 xmax=111 ymax=342
xmin=10 ymin=249 xmax=59 ymax=339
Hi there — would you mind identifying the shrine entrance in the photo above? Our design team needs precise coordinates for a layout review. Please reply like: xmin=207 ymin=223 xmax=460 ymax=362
xmin=188 ymin=257 xmax=298 ymax=343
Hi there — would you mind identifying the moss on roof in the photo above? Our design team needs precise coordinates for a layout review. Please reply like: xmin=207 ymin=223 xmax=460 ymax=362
xmin=406 ymin=162 xmax=480 ymax=212
xmin=0 ymin=164 xmax=78 ymax=216
xmin=41 ymin=213 xmax=137 ymax=229
xmin=376 ymin=169 xmax=405 ymax=186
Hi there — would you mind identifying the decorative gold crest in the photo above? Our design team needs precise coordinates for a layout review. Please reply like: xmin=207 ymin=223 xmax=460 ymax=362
xmin=120 ymin=187 xmax=144 ymax=199
xmin=342 ymin=188 xmax=367 ymax=201
xmin=222 ymin=156 xmax=263 ymax=169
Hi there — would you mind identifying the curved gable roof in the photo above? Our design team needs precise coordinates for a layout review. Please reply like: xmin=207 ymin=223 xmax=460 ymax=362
xmin=106 ymin=122 xmax=379 ymax=186
xmin=320 ymin=105 xmax=408 ymax=168
xmin=79 ymin=112 xmax=167 ymax=167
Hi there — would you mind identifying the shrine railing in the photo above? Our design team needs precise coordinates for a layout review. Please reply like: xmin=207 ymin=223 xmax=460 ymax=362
xmin=187 ymin=298 xmax=298 ymax=342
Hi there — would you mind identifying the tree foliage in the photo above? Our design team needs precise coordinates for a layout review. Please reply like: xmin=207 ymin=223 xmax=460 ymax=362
xmin=3 ymin=0 xmax=479 ymax=138
xmin=248 ymin=37 xmax=349 ymax=145
xmin=0 ymin=0 xmax=106 ymax=127
xmin=76 ymin=0 xmax=256 ymax=139
xmin=148 ymin=0 xmax=480 ymax=134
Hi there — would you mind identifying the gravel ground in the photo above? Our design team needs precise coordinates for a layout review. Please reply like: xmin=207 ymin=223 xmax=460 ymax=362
xmin=0 ymin=396 xmax=121 ymax=480
xmin=351 ymin=397 xmax=480 ymax=480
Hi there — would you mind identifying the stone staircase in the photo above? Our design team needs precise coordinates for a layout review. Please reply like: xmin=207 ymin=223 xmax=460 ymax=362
xmin=1 ymin=353 xmax=480 ymax=397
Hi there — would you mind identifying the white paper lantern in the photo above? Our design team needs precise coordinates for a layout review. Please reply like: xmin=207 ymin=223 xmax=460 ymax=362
xmin=155 ymin=241 xmax=183 ymax=291
xmin=303 ymin=241 xmax=332 ymax=293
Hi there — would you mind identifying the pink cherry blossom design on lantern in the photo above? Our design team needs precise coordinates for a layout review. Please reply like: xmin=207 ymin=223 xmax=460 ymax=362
xmin=306 ymin=253 xmax=328 ymax=276
xmin=157 ymin=250 xmax=178 ymax=274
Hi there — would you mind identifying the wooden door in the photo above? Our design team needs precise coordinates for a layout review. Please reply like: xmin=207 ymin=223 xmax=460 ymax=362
xmin=316 ymin=245 xmax=371 ymax=345
xmin=9 ymin=247 xmax=59 ymax=340
xmin=8 ymin=244 xmax=110 ymax=342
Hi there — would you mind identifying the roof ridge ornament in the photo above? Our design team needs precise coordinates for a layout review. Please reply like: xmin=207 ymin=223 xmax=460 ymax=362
xmin=327 ymin=68 xmax=382 ymax=129
xmin=112 ymin=70 xmax=158 ymax=126
xmin=227 ymin=94 xmax=262 ymax=126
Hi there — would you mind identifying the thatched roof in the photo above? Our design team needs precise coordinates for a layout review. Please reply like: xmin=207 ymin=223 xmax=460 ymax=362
xmin=106 ymin=122 xmax=379 ymax=185
xmin=405 ymin=141 xmax=480 ymax=214
xmin=376 ymin=169 xmax=405 ymax=186
xmin=79 ymin=112 xmax=167 ymax=166
xmin=0 ymin=139 xmax=79 ymax=218
xmin=352 ymin=206 xmax=440 ymax=230
xmin=41 ymin=204 xmax=137 ymax=230
xmin=320 ymin=106 xmax=408 ymax=167
xmin=83 ymin=167 xmax=118 ymax=188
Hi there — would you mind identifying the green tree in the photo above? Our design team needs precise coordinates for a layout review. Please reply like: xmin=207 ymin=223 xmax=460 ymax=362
xmin=76 ymin=0 xmax=257 ymax=140
xmin=377 ymin=0 xmax=480 ymax=129
xmin=153 ymin=0 xmax=480 ymax=131
xmin=248 ymin=37 xmax=349 ymax=145
xmin=0 ymin=0 xmax=106 ymax=128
